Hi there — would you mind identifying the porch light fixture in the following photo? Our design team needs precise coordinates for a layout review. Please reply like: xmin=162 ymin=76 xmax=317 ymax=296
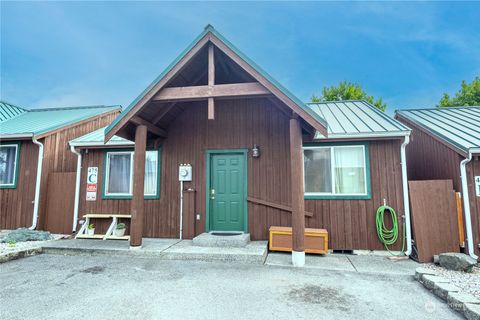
xmin=252 ymin=144 xmax=260 ymax=158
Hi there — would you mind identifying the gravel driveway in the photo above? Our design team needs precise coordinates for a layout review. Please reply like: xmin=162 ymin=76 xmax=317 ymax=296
xmin=0 ymin=254 xmax=461 ymax=320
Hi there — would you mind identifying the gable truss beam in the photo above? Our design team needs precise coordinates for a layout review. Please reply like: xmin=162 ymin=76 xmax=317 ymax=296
xmin=152 ymin=82 xmax=270 ymax=102
xmin=131 ymin=116 xmax=168 ymax=138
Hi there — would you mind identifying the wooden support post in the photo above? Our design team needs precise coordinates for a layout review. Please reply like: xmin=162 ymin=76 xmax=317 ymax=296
xmin=290 ymin=116 xmax=305 ymax=266
xmin=208 ymin=43 xmax=215 ymax=120
xmin=130 ymin=125 xmax=147 ymax=248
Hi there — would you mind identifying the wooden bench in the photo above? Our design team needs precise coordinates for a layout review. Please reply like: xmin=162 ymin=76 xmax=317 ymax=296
xmin=269 ymin=226 xmax=328 ymax=254
xmin=76 ymin=214 xmax=132 ymax=240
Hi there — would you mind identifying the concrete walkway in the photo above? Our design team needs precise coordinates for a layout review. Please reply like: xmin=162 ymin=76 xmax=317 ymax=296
xmin=267 ymin=252 xmax=419 ymax=275
xmin=42 ymin=238 xmax=268 ymax=264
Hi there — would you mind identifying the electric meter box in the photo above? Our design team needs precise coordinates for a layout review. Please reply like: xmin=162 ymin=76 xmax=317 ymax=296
xmin=179 ymin=164 xmax=192 ymax=181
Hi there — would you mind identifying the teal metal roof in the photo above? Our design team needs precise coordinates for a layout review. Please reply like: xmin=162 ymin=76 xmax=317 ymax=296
xmin=308 ymin=100 xmax=410 ymax=139
xmin=69 ymin=126 xmax=133 ymax=147
xmin=396 ymin=106 xmax=480 ymax=155
xmin=0 ymin=101 xmax=27 ymax=122
xmin=0 ymin=105 xmax=121 ymax=138
xmin=105 ymin=25 xmax=327 ymax=138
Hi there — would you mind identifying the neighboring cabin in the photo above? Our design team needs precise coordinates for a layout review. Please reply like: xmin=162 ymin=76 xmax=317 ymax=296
xmin=0 ymin=101 xmax=121 ymax=232
xmin=67 ymin=26 xmax=412 ymax=265
xmin=396 ymin=107 xmax=480 ymax=258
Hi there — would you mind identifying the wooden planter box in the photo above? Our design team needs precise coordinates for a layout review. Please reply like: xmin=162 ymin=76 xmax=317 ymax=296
xmin=269 ymin=226 xmax=328 ymax=254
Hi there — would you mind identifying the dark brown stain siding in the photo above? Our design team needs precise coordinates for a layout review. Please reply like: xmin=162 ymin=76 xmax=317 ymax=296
xmin=0 ymin=111 xmax=119 ymax=231
xmin=396 ymin=115 xmax=480 ymax=256
xmin=79 ymin=98 xmax=405 ymax=250
xmin=467 ymin=157 xmax=480 ymax=256
xmin=0 ymin=141 xmax=39 ymax=229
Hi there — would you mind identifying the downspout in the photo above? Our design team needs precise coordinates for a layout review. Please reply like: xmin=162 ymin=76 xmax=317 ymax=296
xmin=460 ymin=152 xmax=478 ymax=260
xmin=400 ymin=134 xmax=413 ymax=256
xmin=30 ymin=138 xmax=44 ymax=230
xmin=70 ymin=145 xmax=82 ymax=233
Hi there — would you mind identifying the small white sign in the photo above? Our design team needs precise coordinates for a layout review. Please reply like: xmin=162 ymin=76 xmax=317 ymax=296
xmin=86 ymin=167 xmax=98 ymax=201
xmin=475 ymin=176 xmax=480 ymax=197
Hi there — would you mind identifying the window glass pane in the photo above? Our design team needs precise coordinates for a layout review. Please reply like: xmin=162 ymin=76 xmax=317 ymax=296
xmin=0 ymin=146 xmax=17 ymax=185
xmin=334 ymin=146 xmax=365 ymax=194
xmin=144 ymin=151 xmax=158 ymax=195
xmin=107 ymin=153 xmax=131 ymax=194
xmin=304 ymin=148 xmax=332 ymax=193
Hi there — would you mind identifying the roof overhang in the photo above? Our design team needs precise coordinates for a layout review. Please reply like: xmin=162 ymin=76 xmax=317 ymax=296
xmin=395 ymin=112 xmax=472 ymax=157
xmin=468 ymin=148 xmax=480 ymax=155
xmin=314 ymin=130 xmax=411 ymax=141
xmin=0 ymin=133 xmax=34 ymax=140
xmin=104 ymin=26 xmax=328 ymax=142
xmin=69 ymin=141 xmax=134 ymax=149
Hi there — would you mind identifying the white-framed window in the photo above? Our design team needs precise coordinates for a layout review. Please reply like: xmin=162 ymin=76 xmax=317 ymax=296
xmin=303 ymin=144 xmax=369 ymax=198
xmin=104 ymin=150 xmax=159 ymax=198
xmin=0 ymin=143 xmax=19 ymax=188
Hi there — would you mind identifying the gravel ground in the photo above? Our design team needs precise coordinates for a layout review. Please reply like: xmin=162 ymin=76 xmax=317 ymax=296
xmin=0 ymin=232 xmax=65 ymax=255
xmin=422 ymin=263 xmax=480 ymax=298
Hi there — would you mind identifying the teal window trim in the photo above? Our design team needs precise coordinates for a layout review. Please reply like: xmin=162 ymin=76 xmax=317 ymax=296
xmin=0 ymin=141 xmax=21 ymax=189
xmin=205 ymin=149 xmax=249 ymax=233
xmin=303 ymin=141 xmax=371 ymax=200
xmin=102 ymin=148 xmax=161 ymax=200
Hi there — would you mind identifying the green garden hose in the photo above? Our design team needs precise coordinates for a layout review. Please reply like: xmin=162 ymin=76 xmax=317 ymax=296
xmin=375 ymin=204 xmax=405 ymax=254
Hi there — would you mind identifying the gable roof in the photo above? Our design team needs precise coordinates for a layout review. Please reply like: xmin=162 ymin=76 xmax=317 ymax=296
xmin=308 ymin=100 xmax=410 ymax=139
xmin=396 ymin=106 xmax=480 ymax=155
xmin=104 ymin=25 xmax=328 ymax=141
xmin=0 ymin=103 xmax=121 ymax=139
xmin=0 ymin=101 xmax=28 ymax=122
xmin=69 ymin=126 xmax=133 ymax=147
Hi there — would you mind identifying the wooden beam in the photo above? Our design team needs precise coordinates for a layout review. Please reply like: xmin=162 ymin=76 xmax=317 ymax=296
xmin=247 ymin=197 xmax=313 ymax=217
xmin=152 ymin=82 xmax=270 ymax=102
xmin=208 ymin=43 xmax=215 ymax=120
xmin=152 ymin=102 xmax=177 ymax=125
xmin=105 ymin=34 xmax=211 ymax=142
xmin=290 ymin=116 xmax=305 ymax=255
xmin=210 ymin=36 xmax=328 ymax=138
xmin=131 ymin=116 xmax=167 ymax=138
xmin=130 ymin=125 xmax=147 ymax=247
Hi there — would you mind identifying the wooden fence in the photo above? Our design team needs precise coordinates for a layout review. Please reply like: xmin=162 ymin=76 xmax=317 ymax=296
xmin=43 ymin=172 xmax=76 ymax=234
xmin=409 ymin=180 xmax=460 ymax=262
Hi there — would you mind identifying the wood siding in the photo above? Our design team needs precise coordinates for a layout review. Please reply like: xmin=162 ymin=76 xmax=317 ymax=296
xmin=0 ymin=141 xmax=39 ymax=229
xmin=467 ymin=157 xmax=480 ymax=256
xmin=78 ymin=98 xmax=404 ymax=250
xmin=36 ymin=111 xmax=119 ymax=230
xmin=397 ymin=116 xmax=480 ymax=256
xmin=0 ymin=111 xmax=119 ymax=231
xmin=398 ymin=117 xmax=463 ymax=191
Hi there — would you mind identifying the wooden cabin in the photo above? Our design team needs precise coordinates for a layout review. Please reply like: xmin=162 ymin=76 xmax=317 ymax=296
xmin=396 ymin=107 xmax=480 ymax=259
xmin=68 ymin=26 xmax=412 ymax=265
xmin=0 ymin=101 xmax=120 ymax=232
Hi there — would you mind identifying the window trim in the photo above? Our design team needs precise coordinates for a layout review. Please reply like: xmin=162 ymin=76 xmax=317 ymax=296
xmin=0 ymin=142 xmax=21 ymax=189
xmin=102 ymin=148 xmax=161 ymax=200
xmin=303 ymin=142 xmax=371 ymax=200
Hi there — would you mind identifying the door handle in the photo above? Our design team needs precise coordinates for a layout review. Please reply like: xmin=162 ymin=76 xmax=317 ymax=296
xmin=210 ymin=188 xmax=215 ymax=200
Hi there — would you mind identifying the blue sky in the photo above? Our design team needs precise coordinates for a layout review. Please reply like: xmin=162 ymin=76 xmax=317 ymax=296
xmin=1 ymin=1 xmax=479 ymax=114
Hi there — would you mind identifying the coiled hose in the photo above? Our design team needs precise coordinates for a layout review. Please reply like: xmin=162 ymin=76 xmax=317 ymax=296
xmin=375 ymin=204 xmax=405 ymax=254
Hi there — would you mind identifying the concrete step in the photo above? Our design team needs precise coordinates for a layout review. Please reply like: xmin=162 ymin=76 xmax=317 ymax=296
xmin=42 ymin=238 xmax=268 ymax=264
xmin=192 ymin=232 xmax=250 ymax=248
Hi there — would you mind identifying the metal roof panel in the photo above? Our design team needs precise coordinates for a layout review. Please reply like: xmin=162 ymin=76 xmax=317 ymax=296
xmin=396 ymin=106 xmax=480 ymax=153
xmin=0 ymin=105 xmax=121 ymax=137
xmin=307 ymin=100 xmax=410 ymax=139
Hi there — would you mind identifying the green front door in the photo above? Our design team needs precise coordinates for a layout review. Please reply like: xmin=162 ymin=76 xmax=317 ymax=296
xmin=208 ymin=152 xmax=247 ymax=232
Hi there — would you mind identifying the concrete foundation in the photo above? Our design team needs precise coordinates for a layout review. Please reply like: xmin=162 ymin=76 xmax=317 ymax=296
xmin=192 ymin=232 xmax=250 ymax=248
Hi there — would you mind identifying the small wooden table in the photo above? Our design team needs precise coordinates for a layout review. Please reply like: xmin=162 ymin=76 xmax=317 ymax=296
xmin=76 ymin=214 xmax=131 ymax=240
xmin=269 ymin=226 xmax=328 ymax=254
